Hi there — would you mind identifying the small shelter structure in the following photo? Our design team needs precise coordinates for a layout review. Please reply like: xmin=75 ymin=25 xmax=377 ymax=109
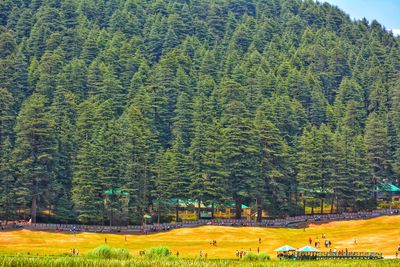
xmin=377 ymin=183 xmax=400 ymax=203
xmin=275 ymin=245 xmax=296 ymax=259
xmin=296 ymin=246 xmax=320 ymax=260
xmin=275 ymin=245 xmax=296 ymax=252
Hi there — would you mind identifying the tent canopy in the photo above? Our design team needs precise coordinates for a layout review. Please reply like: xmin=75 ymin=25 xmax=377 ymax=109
xmin=275 ymin=245 xmax=296 ymax=252
xmin=297 ymin=246 xmax=320 ymax=252
xmin=376 ymin=183 xmax=400 ymax=192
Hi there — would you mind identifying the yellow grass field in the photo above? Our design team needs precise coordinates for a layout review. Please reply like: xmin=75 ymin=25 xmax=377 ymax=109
xmin=1 ymin=215 xmax=399 ymax=259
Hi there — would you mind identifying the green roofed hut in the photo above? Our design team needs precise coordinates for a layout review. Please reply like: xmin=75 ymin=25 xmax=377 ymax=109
xmin=275 ymin=245 xmax=296 ymax=260
xmin=297 ymin=246 xmax=320 ymax=252
xmin=275 ymin=245 xmax=296 ymax=252
xmin=376 ymin=183 xmax=400 ymax=203
xmin=296 ymin=246 xmax=320 ymax=260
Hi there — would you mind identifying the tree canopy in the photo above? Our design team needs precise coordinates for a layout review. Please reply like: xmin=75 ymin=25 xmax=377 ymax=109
xmin=0 ymin=0 xmax=399 ymax=223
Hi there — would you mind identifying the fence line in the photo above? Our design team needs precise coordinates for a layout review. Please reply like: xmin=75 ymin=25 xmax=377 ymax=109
xmin=3 ymin=208 xmax=399 ymax=233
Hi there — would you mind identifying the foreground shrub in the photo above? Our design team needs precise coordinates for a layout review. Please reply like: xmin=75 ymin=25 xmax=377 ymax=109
xmin=145 ymin=246 xmax=177 ymax=260
xmin=86 ymin=245 xmax=131 ymax=260
xmin=242 ymin=252 xmax=270 ymax=261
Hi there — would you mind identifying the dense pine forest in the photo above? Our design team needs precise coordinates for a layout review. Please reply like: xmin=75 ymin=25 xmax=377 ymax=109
xmin=0 ymin=0 xmax=400 ymax=225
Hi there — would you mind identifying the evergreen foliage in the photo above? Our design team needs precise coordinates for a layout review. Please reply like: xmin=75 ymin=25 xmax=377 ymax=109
xmin=0 ymin=0 xmax=399 ymax=223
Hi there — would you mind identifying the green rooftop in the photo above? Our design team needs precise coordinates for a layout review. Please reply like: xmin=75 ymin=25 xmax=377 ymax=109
xmin=377 ymin=183 xmax=400 ymax=192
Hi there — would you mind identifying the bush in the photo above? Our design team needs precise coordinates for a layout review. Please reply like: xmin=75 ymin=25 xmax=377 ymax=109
xmin=242 ymin=252 xmax=270 ymax=261
xmin=86 ymin=245 xmax=131 ymax=260
xmin=145 ymin=246 xmax=177 ymax=260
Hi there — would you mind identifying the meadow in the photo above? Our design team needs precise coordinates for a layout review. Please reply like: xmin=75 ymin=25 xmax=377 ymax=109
xmin=1 ymin=215 xmax=400 ymax=267
xmin=1 ymin=256 xmax=400 ymax=267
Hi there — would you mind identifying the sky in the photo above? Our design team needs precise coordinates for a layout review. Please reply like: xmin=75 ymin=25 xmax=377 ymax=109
xmin=320 ymin=0 xmax=400 ymax=36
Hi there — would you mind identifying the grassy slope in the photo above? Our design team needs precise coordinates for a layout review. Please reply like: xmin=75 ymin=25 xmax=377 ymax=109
xmin=0 ymin=216 xmax=399 ymax=259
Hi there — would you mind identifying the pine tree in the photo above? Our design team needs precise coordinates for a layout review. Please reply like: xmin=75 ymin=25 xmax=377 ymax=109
xmin=35 ymin=51 xmax=63 ymax=98
xmin=189 ymin=93 xmax=226 ymax=219
xmin=0 ymin=138 xmax=16 ymax=219
xmin=297 ymin=126 xmax=322 ymax=214
xmin=120 ymin=104 xmax=157 ymax=224
xmin=13 ymin=94 xmax=57 ymax=223
xmin=254 ymin=107 xmax=291 ymax=217
xmin=172 ymin=92 xmax=192 ymax=148
xmin=51 ymin=89 xmax=77 ymax=222
xmin=364 ymin=112 xmax=389 ymax=202
xmin=72 ymin=141 xmax=103 ymax=224
xmin=221 ymin=100 xmax=262 ymax=219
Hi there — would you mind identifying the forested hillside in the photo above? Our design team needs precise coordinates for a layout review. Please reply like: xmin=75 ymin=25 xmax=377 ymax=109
xmin=0 ymin=0 xmax=399 ymax=224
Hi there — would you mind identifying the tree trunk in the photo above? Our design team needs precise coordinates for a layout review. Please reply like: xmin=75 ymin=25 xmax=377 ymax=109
xmin=175 ymin=200 xmax=179 ymax=222
xmin=311 ymin=206 xmax=314 ymax=215
xmin=320 ymin=198 xmax=324 ymax=215
xmin=336 ymin=197 xmax=340 ymax=213
xmin=197 ymin=200 xmax=201 ymax=220
xmin=211 ymin=203 xmax=214 ymax=219
xmin=31 ymin=195 xmax=37 ymax=223
xmin=235 ymin=201 xmax=241 ymax=219
xmin=109 ymin=207 xmax=112 ymax=226
xmin=303 ymin=198 xmax=306 ymax=215
xmin=330 ymin=196 xmax=335 ymax=214
xmin=157 ymin=199 xmax=161 ymax=225
xmin=257 ymin=206 xmax=262 ymax=223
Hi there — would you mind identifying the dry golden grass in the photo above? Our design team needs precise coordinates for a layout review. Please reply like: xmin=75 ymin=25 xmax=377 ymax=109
xmin=1 ymin=215 xmax=399 ymax=259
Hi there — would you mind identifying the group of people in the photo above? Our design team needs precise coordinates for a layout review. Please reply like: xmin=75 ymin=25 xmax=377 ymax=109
xmin=199 ymin=249 xmax=208 ymax=258
xmin=69 ymin=248 xmax=79 ymax=255
xmin=235 ymin=250 xmax=247 ymax=259
xmin=309 ymin=233 xmax=332 ymax=248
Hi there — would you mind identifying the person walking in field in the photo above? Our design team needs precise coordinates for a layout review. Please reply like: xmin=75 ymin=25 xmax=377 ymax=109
xmin=309 ymin=237 xmax=312 ymax=245
xmin=199 ymin=249 xmax=203 ymax=258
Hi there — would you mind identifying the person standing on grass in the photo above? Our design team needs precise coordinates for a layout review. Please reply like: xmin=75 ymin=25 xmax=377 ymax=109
xmin=199 ymin=249 xmax=203 ymax=258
